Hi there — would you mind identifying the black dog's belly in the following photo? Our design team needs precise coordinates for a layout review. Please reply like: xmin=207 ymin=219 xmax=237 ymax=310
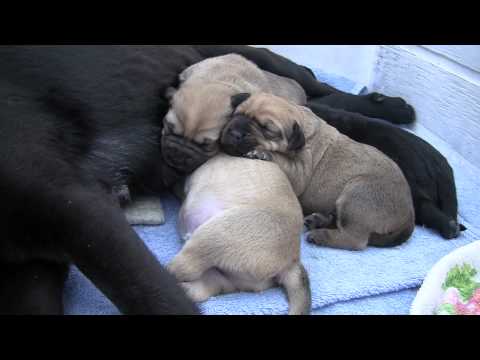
xmin=0 ymin=217 xmax=70 ymax=265
xmin=0 ymin=238 xmax=70 ymax=265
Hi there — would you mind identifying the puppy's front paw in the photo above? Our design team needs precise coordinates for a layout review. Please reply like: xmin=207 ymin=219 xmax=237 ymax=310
xmin=245 ymin=150 xmax=273 ymax=162
xmin=304 ymin=213 xmax=334 ymax=231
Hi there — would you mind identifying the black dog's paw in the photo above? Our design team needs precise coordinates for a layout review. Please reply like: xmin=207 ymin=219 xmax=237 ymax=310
xmin=367 ymin=92 xmax=416 ymax=125
xmin=304 ymin=213 xmax=334 ymax=231
xmin=441 ymin=220 xmax=465 ymax=240
xmin=245 ymin=150 xmax=273 ymax=162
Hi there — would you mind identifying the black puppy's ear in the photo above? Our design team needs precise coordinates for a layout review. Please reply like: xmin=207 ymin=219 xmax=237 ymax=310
xmin=287 ymin=122 xmax=305 ymax=152
xmin=369 ymin=92 xmax=386 ymax=103
xmin=165 ymin=87 xmax=177 ymax=101
xmin=231 ymin=93 xmax=251 ymax=110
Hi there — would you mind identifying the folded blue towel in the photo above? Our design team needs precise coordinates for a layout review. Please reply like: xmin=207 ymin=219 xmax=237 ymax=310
xmin=313 ymin=289 xmax=418 ymax=315
xmin=63 ymin=70 xmax=480 ymax=315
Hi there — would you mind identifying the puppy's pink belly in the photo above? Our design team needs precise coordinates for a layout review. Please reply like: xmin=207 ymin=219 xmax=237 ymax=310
xmin=181 ymin=196 xmax=225 ymax=238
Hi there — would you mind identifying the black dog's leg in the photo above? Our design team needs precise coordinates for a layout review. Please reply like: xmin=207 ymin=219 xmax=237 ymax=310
xmin=418 ymin=201 xmax=461 ymax=240
xmin=436 ymin=172 xmax=466 ymax=232
xmin=0 ymin=260 xmax=69 ymax=315
xmin=50 ymin=183 xmax=200 ymax=315
xmin=308 ymin=93 xmax=416 ymax=125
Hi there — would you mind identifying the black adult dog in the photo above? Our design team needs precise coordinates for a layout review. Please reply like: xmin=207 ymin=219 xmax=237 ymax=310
xmin=307 ymin=98 xmax=466 ymax=239
xmin=3 ymin=45 xmax=412 ymax=315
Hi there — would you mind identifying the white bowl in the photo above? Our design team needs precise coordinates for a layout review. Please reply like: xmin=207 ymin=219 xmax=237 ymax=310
xmin=410 ymin=241 xmax=480 ymax=315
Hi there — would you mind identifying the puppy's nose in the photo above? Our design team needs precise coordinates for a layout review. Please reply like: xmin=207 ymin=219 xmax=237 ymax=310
xmin=228 ymin=129 xmax=244 ymax=142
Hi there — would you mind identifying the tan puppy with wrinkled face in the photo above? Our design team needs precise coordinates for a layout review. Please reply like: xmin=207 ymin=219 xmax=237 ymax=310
xmin=221 ymin=93 xmax=416 ymax=251
xmin=167 ymin=154 xmax=311 ymax=315
xmin=161 ymin=54 xmax=307 ymax=174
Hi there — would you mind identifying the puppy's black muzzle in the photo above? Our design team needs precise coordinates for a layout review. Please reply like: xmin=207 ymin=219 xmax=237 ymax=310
xmin=220 ymin=114 xmax=257 ymax=156
xmin=220 ymin=130 xmax=249 ymax=156
xmin=161 ymin=135 xmax=210 ymax=174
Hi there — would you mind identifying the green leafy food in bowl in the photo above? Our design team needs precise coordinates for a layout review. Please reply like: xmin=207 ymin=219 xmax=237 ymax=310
xmin=436 ymin=263 xmax=480 ymax=315
xmin=442 ymin=264 xmax=480 ymax=301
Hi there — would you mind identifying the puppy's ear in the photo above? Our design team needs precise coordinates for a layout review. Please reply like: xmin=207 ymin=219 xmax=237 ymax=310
xmin=165 ymin=87 xmax=177 ymax=101
xmin=287 ymin=122 xmax=305 ymax=152
xmin=231 ymin=93 xmax=251 ymax=110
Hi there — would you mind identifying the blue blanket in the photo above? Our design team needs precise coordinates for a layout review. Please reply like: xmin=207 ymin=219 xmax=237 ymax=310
xmin=63 ymin=70 xmax=480 ymax=315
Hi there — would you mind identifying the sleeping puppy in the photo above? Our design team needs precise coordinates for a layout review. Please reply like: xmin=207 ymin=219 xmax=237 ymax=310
xmin=161 ymin=54 xmax=307 ymax=175
xmin=305 ymin=101 xmax=465 ymax=239
xmin=221 ymin=93 xmax=416 ymax=251
xmin=167 ymin=154 xmax=311 ymax=315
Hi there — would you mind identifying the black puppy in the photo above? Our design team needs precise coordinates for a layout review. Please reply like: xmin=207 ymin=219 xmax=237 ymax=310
xmin=3 ymin=45 xmax=407 ymax=315
xmin=306 ymin=100 xmax=466 ymax=239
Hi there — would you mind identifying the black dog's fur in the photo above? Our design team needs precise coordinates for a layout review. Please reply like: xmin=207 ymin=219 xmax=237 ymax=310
xmin=0 ymin=46 xmax=209 ymax=315
xmin=306 ymin=100 xmax=465 ymax=239
xmin=4 ymin=45 xmax=406 ymax=315
xmin=313 ymin=92 xmax=416 ymax=125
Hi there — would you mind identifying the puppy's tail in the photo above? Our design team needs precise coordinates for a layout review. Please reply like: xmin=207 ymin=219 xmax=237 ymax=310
xmin=278 ymin=263 xmax=312 ymax=315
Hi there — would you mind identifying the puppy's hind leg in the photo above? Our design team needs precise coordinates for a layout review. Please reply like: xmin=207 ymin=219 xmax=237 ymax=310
xmin=277 ymin=263 xmax=311 ymax=315
xmin=304 ymin=212 xmax=336 ymax=231
xmin=181 ymin=269 xmax=237 ymax=303
xmin=168 ymin=241 xmax=212 ymax=283
xmin=306 ymin=185 xmax=370 ymax=250
xmin=306 ymin=228 xmax=369 ymax=251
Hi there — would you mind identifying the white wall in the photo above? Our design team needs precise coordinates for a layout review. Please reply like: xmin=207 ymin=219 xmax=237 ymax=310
xmin=371 ymin=45 xmax=480 ymax=168
xmin=257 ymin=45 xmax=378 ymax=88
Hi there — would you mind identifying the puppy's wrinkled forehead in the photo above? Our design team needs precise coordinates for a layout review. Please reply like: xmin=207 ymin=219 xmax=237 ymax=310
xmin=169 ymin=84 xmax=232 ymax=141
xmin=235 ymin=93 xmax=300 ymax=127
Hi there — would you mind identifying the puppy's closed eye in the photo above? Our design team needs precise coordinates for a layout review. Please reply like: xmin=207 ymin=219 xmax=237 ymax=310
xmin=259 ymin=121 xmax=281 ymax=140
